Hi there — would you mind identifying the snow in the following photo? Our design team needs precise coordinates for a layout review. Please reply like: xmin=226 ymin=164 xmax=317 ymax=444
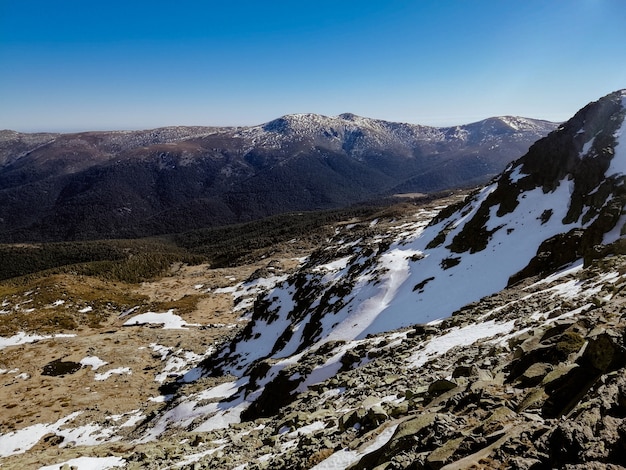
xmin=59 ymin=422 xmax=118 ymax=447
xmin=78 ymin=306 xmax=93 ymax=313
xmin=39 ymin=457 xmax=126 ymax=470
xmin=525 ymin=259 xmax=584 ymax=289
xmin=138 ymin=378 xmax=250 ymax=442
xmin=313 ymin=256 xmax=352 ymax=273
xmin=214 ymin=285 xmax=239 ymax=294
xmin=288 ymin=421 xmax=326 ymax=436
xmin=191 ymin=169 xmax=600 ymax=432
xmin=606 ymin=96 xmax=626 ymax=177
xmin=323 ymin=248 xmax=420 ymax=343
xmin=175 ymin=446 xmax=225 ymax=467
xmin=197 ymin=380 xmax=242 ymax=400
xmin=408 ymin=319 xmax=517 ymax=369
xmin=603 ymin=213 xmax=626 ymax=244
xmin=508 ymin=165 xmax=527 ymax=183
xmin=310 ymin=423 xmax=399 ymax=469
xmin=152 ymin=346 xmax=204 ymax=383
xmin=94 ymin=367 xmax=132 ymax=381
xmin=582 ymin=135 xmax=596 ymax=157
xmin=0 ymin=332 xmax=75 ymax=350
xmin=80 ymin=356 xmax=108 ymax=370
xmin=0 ymin=412 xmax=81 ymax=457
xmin=123 ymin=310 xmax=199 ymax=329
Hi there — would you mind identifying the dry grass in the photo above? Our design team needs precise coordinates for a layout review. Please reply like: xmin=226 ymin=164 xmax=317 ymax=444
xmin=0 ymin=274 xmax=149 ymax=335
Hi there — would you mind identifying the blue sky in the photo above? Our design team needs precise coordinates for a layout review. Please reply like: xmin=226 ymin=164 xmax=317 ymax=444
xmin=1 ymin=0 xmax=625 ymax=132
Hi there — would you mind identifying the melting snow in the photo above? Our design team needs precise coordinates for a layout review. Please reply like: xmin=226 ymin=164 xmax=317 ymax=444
xmin=310 ymin=423 xmax=399 ymax=469
xmin=0 ymin=333 xmax=75 ymax=350
xmin=607 ymin=96 xmax=626 ymax=177
xmin=123 ymin=310 xmax=199 ymax=329
xmin=94 ymin=367 xmax=132 ymax=381
xmin=38 ymin=457 xmax=126 ymax=470
xmin=80 ymin=356 xmax=108 ymax=370
xmin=0 ymin=412 xmax=81 ymax=457
xmin=408 ymin=319 xmax=517 ymax=369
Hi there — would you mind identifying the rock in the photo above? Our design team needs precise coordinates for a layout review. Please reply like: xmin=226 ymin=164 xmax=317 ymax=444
xmin=580 ymin=333 xmax=626 ymax=373
xmin=339 ymin=408 xmax=367 ymax=431
xmin=541 ymin=363 xmax=579 ymax=387
xmin=349 ymin=413 xmax=437 ymax=469
xmin=426 ymin=436 xmax=465 ymax=470
xmin=452 ymin=365 xmax=475 ymax=378
xmin=383 ymin=374 xmax=401 ymax=385
xmin=479 ymin=406 xmax=517 ymax=435
xmin=387 ymin=401 xmax=410 ymax=418
xmin=517 ymin=388 xmax=548 ymax=413
xmin=428 ymin=379 xmax=457 ymax=397
xmin=543 ymin=333 xmax=626 ymax=418
xmin=517 ymin=362 xmax=552 ymax=387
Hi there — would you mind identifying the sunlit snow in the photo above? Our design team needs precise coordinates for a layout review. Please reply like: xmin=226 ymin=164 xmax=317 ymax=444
xmin=123 ymin=310 xmax=199 ymax=329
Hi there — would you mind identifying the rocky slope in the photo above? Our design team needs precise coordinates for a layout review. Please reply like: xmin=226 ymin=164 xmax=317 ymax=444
xmin=0 ymin=114 xmax=555 ymax=242
xmin=0 ymin=90 xmax=625 ymax=469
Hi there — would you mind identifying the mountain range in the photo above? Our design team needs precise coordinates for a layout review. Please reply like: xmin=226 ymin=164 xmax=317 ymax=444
xmin=1 ymin=90 xmax=626 ymax=469
xmin=0 ymin=114 xmax=556 ymax=242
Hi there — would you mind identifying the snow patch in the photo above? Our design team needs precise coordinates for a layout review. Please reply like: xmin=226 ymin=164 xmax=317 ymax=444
xmin=94 ymin=367 xmax=132 ymax=381
xmin=310 ymin=423 xmax=399 ymax=469
xmin=80 ymin=356 xmax=108 ymax=371
xmin=39 ymin=457 xmax=126 ymax=470
xmin=408 ymin=320 xmax=517 ymax=369
xmin=0 ymin=412 xmax=81 ymax=457
xmin=123 ymin=310 xmax=199 ymax=329
xmin=0 ymin=332 xmax=76 ymax=350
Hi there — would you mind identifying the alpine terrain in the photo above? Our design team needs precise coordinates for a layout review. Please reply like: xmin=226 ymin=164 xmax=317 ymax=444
xmin=1 ymin=90 xmax=626 ymax=469
xmin=0 ymin=114 xmax=555 ymax=242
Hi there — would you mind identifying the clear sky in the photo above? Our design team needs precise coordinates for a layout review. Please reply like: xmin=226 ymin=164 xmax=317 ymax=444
xmin=1 ymin=0 xmax=625 ymax=132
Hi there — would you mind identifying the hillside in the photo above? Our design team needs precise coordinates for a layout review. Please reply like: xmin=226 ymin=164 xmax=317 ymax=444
xmin=1 ymin=90 xmax=625 ymax=469
xmin=0 ymin=114 xmax=556 ymax=242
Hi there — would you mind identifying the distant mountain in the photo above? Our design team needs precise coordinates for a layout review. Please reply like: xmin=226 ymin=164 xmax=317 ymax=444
xmin=0 ymin=114 xmax=556 ymax=242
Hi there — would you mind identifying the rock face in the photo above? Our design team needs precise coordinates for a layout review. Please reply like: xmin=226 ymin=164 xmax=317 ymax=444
xmin=0 ymin=114 xmax=555 ymax=242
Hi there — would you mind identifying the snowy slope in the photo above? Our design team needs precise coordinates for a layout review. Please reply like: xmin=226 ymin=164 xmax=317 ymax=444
xmin=135 ymin=90 xmax=626 ymax=432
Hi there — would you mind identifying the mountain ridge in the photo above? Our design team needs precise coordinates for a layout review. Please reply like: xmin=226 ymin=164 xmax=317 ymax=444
xmin=0 ymin=113 xmax=556 ymax=243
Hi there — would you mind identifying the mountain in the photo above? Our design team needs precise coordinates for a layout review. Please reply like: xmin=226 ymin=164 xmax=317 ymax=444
xmin=2 ymin=91 xmax=626 ymax=469
xmin=0 ymin=114 xmax=556 ymax=242
xmin=171 ymin=89 xmax=626 ymax=418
